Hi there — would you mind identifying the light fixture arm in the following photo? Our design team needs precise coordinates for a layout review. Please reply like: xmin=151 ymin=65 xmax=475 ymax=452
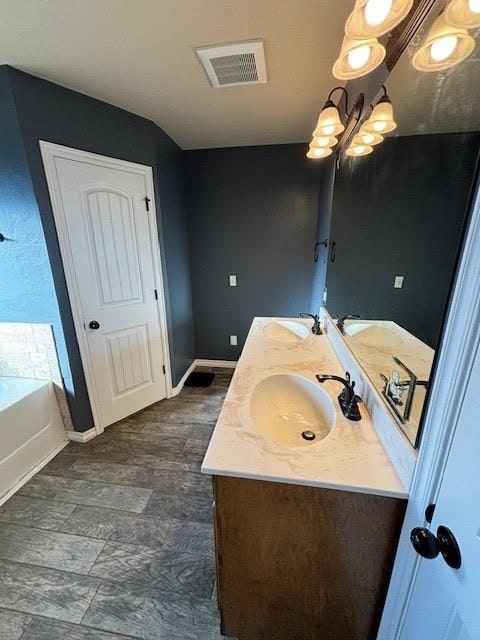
xmin=325 ymin=86 xmax=350 ymax=114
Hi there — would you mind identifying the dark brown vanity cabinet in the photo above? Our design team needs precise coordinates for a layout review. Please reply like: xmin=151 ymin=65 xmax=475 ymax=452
xmin=213 ymin=476 xmax=406 ymax=640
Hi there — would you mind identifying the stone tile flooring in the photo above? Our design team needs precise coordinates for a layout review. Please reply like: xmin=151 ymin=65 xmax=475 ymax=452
xmin=0 ymin=368 xmax=234 ymax=639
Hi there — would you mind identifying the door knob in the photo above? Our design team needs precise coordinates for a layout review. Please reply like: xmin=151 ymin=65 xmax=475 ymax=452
xmin=410 ymin=526 xmax=461 ymax=569
xmin=88 ymin=320 xmax=100 ymax=330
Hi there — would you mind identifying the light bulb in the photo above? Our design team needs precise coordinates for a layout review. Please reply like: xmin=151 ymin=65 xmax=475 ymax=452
xmin=315 ymin=136 xmax=330 ymax=147
xmin=323 ymin=125 xmax=336 ymax=135
xmin=430 ymin=35 xmax=458 ymax=61
xmin=469 ymin=0 xmax=480 ymax=12
xmin=362 ymin=133 xmax=376 ymax=144
xmin=373 ymin=120 xmax=387 ymax=132
xmin=354 ymin=145 xmax=366 ymax=155
xmin=306 ymin=146 xmax=333 ymax=159
xmin=365 ymin=0 xmax=393 ymax=26
xmin=347 ymin=44 xmax=371 ymax=69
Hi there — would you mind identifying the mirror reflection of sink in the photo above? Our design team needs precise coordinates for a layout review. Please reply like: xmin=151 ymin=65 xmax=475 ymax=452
xmin=263 ymin=321 xmax=310 ymax=343
xmin=250 ymin=374 xmax=335 ymax=446
xmin=344 ymin=323 xmax=403 ymax=350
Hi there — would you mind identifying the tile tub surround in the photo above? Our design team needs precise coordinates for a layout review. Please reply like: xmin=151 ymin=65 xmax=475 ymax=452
xmin=0 ymin=322 xmax=73 ymax=430
xmin=202 ymin=318 xmax=407 ymax=499
xmin=0 ymin=368 xmax=234 ymax=639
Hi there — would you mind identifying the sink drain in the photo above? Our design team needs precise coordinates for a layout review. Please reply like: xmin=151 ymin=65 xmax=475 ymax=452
xmin=301 ymin=430 xmax=316 ymax=441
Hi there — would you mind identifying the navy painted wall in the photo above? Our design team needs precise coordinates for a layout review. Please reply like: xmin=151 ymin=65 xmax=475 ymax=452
xmin=326 ymin=132 xmax=480 ymax=348
xmin=1 ymin=66 xmax=194 ymax=430
xmin=0 ymin=68 xmax=67 ymax=394
xmin=186 ymin=144 xmax=332 ymax=360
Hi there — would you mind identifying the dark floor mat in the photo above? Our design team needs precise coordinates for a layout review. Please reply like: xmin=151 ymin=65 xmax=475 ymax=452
xmin=184 ymin=371 xmax=215 ymax=387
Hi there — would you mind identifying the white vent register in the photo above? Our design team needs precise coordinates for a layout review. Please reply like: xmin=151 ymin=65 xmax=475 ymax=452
xmin=195 ymin=40 xmax=267 ymax=88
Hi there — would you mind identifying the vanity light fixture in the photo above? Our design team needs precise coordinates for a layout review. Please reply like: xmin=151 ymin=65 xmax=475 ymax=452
xmin=346 ymin=143 xmax=374 ymax=156
xmin=352 ymin=129 xmax=384 ymax=146
xmin=345 ymin=0 xmax=414 ymax=38
xmin=332 ymin=35 xmax=386 ymax=79
xmin=312 ymin=87 xmax=348 ymax=137
xmin=362 ymin=85 xmax=397 ymax=134
xmin=306 ymin=147 xmax=333 ymax=159
xmin=412 ymin=12 xmax=475 ymax=71
xmin=445 ymin=0 xmax=480 ymax=29
xmin=311 ymin=134 xmax=339 ymax=148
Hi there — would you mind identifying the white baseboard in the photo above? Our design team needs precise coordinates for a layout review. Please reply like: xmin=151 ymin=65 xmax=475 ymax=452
xmin=196 ymin=359 xmax=237 ymax=369
xmin=0 ymin=439 xmax=68 ymax=507
xmin=66 ymin=427 xmax=97 ymax=443
xmin=170 ymin=360 xmax=197 ymax=397
xmin=170 ymin=359 xmax=237 ymax=398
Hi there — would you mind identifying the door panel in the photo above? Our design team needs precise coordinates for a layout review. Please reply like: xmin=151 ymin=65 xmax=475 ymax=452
xmin=53 ymin=156 xmax=166 ymax=428
xmin=106 ymin=325 xmax=153 ymax=395
xmin=400 ymin=344 xmax=480 ymax=640
xmin=86 ymin=190 xmax=143 ymax=306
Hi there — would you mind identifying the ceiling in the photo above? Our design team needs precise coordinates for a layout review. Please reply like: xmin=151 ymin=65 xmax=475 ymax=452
xmin=0 ymin=0 xmax=353 ymax=149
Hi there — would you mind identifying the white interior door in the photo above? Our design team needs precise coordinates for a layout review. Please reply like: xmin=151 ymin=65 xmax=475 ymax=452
xmin=400 ymin=342 xmax=480 ymax=640
xmin=46 ymin=150 xmax=168 ymax=429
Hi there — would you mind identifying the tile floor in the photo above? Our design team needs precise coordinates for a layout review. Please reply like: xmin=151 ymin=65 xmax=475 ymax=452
xmin=0 ymin=368 xmax=234 ymax=640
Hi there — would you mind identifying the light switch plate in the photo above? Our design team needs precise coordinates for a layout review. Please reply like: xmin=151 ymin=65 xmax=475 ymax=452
xmin=229 ymin=275 xmax=237 ymax=287
xmin=394 ymin=275 xmax=404 ymax=289
xmin=230 ymin=335 xmax=238 ymax=346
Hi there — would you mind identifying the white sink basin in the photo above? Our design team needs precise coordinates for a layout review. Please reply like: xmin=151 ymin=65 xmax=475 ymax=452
xmin=263 ymin=321 xmax=310 ymax=343
xmin=250 ymin=374 xmax=335 ymax=446
xmin=345 ymin=323 xmax=403 ymax=351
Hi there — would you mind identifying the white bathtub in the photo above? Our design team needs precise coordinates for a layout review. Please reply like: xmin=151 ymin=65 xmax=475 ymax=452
xmin=0 ymin=377 xmax=67 ymax=503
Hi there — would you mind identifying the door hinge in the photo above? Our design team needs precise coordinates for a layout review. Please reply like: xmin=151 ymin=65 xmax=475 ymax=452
xmin=154 ymin=289 xmax=158 ymax=300
xmin=162 ymin=365 xmax=166 ymax=374
xmin=144 ymin=196 xmax=151 ymax=212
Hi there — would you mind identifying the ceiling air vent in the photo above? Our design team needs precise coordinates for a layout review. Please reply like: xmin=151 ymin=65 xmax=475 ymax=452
xmin=195 ymin=40 xmax=267 ymax=88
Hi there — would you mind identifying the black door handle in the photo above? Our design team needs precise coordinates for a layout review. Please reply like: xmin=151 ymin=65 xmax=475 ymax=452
xmin=410 ymin=525 xmax=461 ymax=569
xmin=88 ymin=321 xmax=100 ymax=330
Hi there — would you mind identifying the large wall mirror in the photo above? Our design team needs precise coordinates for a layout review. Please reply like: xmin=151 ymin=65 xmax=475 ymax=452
xmin=325 ymin=6 xmax=479 ymax=448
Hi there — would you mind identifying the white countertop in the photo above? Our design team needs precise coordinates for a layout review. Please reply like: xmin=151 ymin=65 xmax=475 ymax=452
xmin=201 ymin=317 xmax=408 ymax=499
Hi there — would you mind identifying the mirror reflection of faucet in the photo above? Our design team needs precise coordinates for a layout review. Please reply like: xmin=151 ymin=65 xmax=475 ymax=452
xmin=381 ymin=357 xmax=429 ymax=424
xmin=337 ymin=314 xmax=361 ymax=335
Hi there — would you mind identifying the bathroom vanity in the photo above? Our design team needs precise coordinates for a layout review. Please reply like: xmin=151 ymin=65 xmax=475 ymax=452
xmin=202 ymin=317 xmax=407 ymax=640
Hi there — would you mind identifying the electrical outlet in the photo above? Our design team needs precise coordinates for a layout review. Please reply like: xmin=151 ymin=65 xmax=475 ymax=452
xmin=394 ymin=275 xmax=404 ymax=289
xmin=229 ymin=275 xmax=237 ymax=287
xmin=230 ymin=335 xmax=238 ymax=346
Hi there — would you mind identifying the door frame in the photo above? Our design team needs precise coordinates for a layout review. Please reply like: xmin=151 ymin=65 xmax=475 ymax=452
xmin=40 ymin=141 xmax=173 ymax=435
xmin=377 ymin=173 xmax=480 ymax=638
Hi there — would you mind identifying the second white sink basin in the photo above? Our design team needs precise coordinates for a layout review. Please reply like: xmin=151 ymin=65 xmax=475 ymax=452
xmin=345 ymin=322 xmax=403 ymax=351
xmin=263 ymin=321 xmax=310 ymax=343
xmin=250 ymin=374 xmax=335 ymax=447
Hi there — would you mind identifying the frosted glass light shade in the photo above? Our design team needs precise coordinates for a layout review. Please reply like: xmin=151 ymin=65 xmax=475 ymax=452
xmin=362 ymin=98 xmax=397 ymax=133
xmin=445 ymin=0 xmax=480 ymax=28
xmin=333 ymin=36 xmax=386 ymax=80
xmin=310 ymin=134 xmax=338 ymax=148
xmin=313 ymin=103 xmax=345 ymax=137
xmin=306 ymin=147 xmax=333 ymax=159
xmin=353 ymin=129 xmax=384 ymax=146
xmin=345 ymin=0 xmax=414 ymax=38
xmin=346 ymin=144 xmax=374 ymax=156
xmin=412 ymin=13 xmax=475 ymax=71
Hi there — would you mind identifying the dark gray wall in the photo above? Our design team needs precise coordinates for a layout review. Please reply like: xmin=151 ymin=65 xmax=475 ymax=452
xmin=0 ymin=69 xmax=66 ymax=391
xmin=2 ymin=65 xmax=194 ymax=430
xmin=326 ymin=132 xmax=480 ymax=348
xmin=186 ymin=144 xmax=332 ymax=360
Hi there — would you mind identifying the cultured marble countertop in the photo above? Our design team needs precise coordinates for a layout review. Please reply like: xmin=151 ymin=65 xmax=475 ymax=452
xmin=201 ymin=317 xmax=408 ymax=499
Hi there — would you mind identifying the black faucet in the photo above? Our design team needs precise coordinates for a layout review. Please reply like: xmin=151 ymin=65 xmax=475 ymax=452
xmin=337 ymin=314 xmax=360 ymax=335
xmin=316 ymin=371 xmax=362 ymax=421
xmin=300 ymin=313 xmax=322 ymax=335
